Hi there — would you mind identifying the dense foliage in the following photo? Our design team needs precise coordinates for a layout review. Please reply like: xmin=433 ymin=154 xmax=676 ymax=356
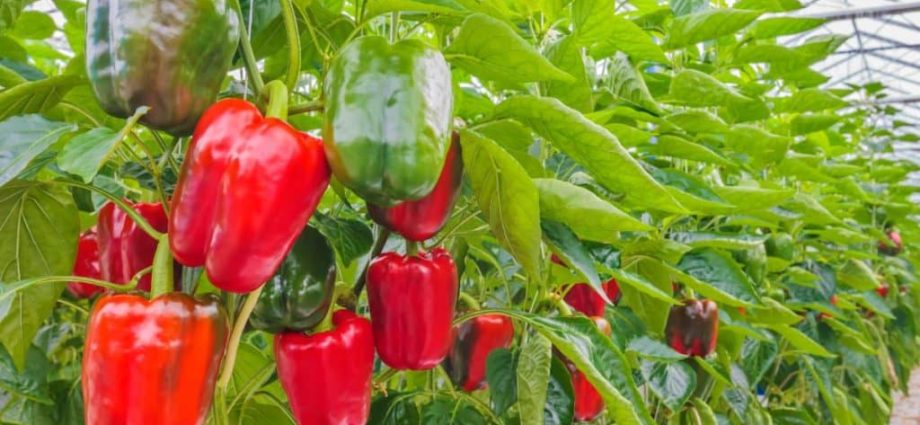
xmin=0 ymin=0 xmax=919 ymax=424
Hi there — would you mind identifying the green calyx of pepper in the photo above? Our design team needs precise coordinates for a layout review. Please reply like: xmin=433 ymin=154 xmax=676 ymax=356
xmin=263 ymin=80 xmax=289 ymax=120
xmin=150 ymin=235 xmax=175 ymax=298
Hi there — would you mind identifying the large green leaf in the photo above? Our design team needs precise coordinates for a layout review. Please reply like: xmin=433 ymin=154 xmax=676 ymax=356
xmin=445 ymin=13 xmax=573 ymax=84
xmin=606 ymin=52 xmax=661 ymax=114
xmin=0 ymin=0 xmax=27 ymax=30
xmin=535 ymin=178 xmax=651 ymax=243
xmin=664 ymin=8 xmax=763 ymax=49
xmin=485 ymin=349 xmax=516 ymax=414
xmin=746 ymin=17 xmax=825 ymax=39
xmin=0 ymin=75 xmax=82 ymax=120
xmin=677 ymin=248 xmax=759 ymax=305
xmin=641 ymin=360 xmax=696 ymax=410
xmin=572 ymin=0 xmax=666 ymax=63
xmin=725 ymin=125 xmax=791 ymax=167
xmin=517 ymin=333 xmax=552 ymax=425
xmin=460 ymin=130 xmax=542 ymax=278
xmin=644 ymin=135 xmax=735 ymax=167
xmin=544 ymin=356 xmax=575 ymax=425
xmin=0 ymin=181 xmax=79 ymax=370
xmin=668 ymin=69 xmax=750 ymax=107
xmin=777 ymin=88 xmax=848 ymax=113
xmin=666 ymin=111 xmax=729 ymax=134
xmin=542 ymin=220 xmax=602 ymax=292
xmin=765 ymin=324 xmax=834 ymax=357
xmin=0 ymin=115 xmax=76 ymax=187
xmin=542 ymin=36 xmax=593 ymax=113
xmin=495 ymin=96 xmax=685 ymax=213
xmin=364 ymin=0 xmax=465 ymax=17
xmin=56 ymin=128 xmax=120 ymax=183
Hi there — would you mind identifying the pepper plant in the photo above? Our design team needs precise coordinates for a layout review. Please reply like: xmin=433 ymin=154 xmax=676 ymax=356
xmin=0 ymin=0 xmax=918 ymax=424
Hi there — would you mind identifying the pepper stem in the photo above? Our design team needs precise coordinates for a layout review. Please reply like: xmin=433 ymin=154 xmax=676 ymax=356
xmin=352 ymin=227 xmax=391 ymax=297
xmin=149 ymin=236 xmax=174 ymax=298
xmin=406 ymin=241 xmax=420 ymax=257
xmin=217 ymin=285 xmax=265 ymax=389
xmin=313 ymin=282 xmax=343 ymax=334
xmin=264 ymin=80 xmax=289 ymax=120
xmin=458 ymin=292 xmax=481 ymax=311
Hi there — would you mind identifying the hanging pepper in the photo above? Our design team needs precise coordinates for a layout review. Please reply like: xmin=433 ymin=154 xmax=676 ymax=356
xmin=323 ymin=36 xmax=454 ymax=205
xmin=877 ymin=283 xmax=890 ymax=298
xmin=442 ymin=314 xmax=514 ymax=392
xmin=879 ymin=229 xmax=903 ymax=256
xmin=367 ymin=247 xmax=458 ymax=370
xmin=85 ymin=0 xmax=239 ymax=135
xmin=564 ymin=279 xmax=622 ymax=317
xmin=276 ymin=310 xmax=374 ymax=425
xmin=563 ymin=316 xmax=610 ymax=422
xmin=665 ymin=299 xmax=719 ymax=357
xmin=368 ymin=134 xmax=463 ymax=241
xmin=83 ymin=293 xmax=229 ymax=425
xmin=169 ymin=94 xmax=331 ymax=294
xmin=97 ymin=201 xmax=169 ymax=292
xmin=67 ymin=228 xmax=103 ymax=298
xmin=250 ymin=227 xmax=336 ymax=333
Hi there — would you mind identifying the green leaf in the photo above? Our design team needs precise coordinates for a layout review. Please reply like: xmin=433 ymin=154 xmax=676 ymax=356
xmin=606 ymin=52 xmax=661 ymax=114
xmin=666 ymin=111 xmax=728 ymax=134
xmin=677 ymin=248 xmax=759 ymax=305
xmin=542 ymin=36 xmax=593 ymax=112
xmin=445 ymin=13 xmax=573 ymax=85
xmin=668 ymin=69 xmax=750 ymax=107
xmin=534 ymin=178 xmax=652 ymax=242
xmin=641 ymin=360 xmax=696 ymax=410
xmin=664 ymin=8 xmax=763 ymax=49
xmin=627 ymin=336 xmax=687 ymax=361
xmin=0 ymin=181 xmax=79 ymax=370
xmin=494 ymin=96 xmax=685 ymax=213
xmin=10 ymin=11 xmax=55 ymax=40
xmin=609 ymin=268 xmax=679 ymax=305
xmin=517 ymin=333 xmax=552 ymax=425
xmin=713 ymin=186 xmax=793 ymax=210
xmin=460 ymin=130 xmax=542 ymax=278
xmin=0 ymin=0 xmax=26 ymax=30
xmin=0 ymin=115 xmax=76 ymax=187
xmin=0 ymin=75 xmax=83 ymax=120
xmin=543 ymin=220 xmax=602 ymax=294
xmin=312 ymin=214 xmax=373 ymax=266
xmin=56 ymin=128 xmax=119 ymax=183
xmin=746 ymin=17 xmax=824 ymax=39
xmin=745 ymin=298 xmax=802 ymax=325
xmin=777 ymin=88 xmax=848 ymax=113
xmin=790 ymin=113 xmax=839 ymax=135
xmin=670 ymin=232 xmax=765 ymax=250
xmin=765 ymin=324 xmax=834 ymax=357
xmin=725 ymin=125 xmax=791 ymax=167
xmin=573 ymin=0 xmax=666 ymax=63
xmin=364 ymin=0 xmax=465 ymax=17
xmin=836 ymin=259 xmax=878 ymax=291
xmin=544 ymin=356 xmax=575 ymax=425
xmin=645 ymin=135 xmax=735 ymax=167
xmin=485 ymin=349 xmax=517 ymax=414
xmin=734 ymin=0 xmax=801 ymax=11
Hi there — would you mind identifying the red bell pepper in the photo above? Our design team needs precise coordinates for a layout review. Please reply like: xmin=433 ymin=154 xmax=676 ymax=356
xmin=67 ymin=228 xmax=103 ymax=298
xmin=879 ymin=229 xmax=903 ymax=256
xmin=367 ymin=134 xmax=463 ymax=241
xmin=665 ymin=299 xmax=719 ymax=357
xmin=97 ymin=201 xmax=169 ymax=292
xmin=564 ymin=279 xmax=622 ymax=316
xmin=82 ymin=293 xmax=229 ymax=425
xmin=367 ymin=247 xmax=458 ymax=370
xmin=566 ymin=316 xmax=610 ymax=422
xmin=169 ymin=98 xmax=331 ymax=293
xmin=276 ymin=310 xmax=374 ymax=425
xmin=877 ymin=284 xmax=890 ymax=297
xmin=442 ymin=313 xmax=514 ymax=392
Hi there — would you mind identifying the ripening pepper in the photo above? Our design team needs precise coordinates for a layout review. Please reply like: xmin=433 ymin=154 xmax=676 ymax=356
xmin=83 ymin=293 xmax=229 ymax=425
xmin=765 ymin=233 xmax=794 ymax=261
xmin=97 ymin=201 xmax=169 ymax=292
xmin=442 ymin=314 xmax=514 ymax=392
xmin=323 ymin=36 xmax=454 ymax=205
xmin=879 ymin=229 xmax=903 ymax=256
xmin=85 ymin=0 xmax=239 ymax=135
xmin=68 ymin=228 xmax=104 ymax=298
xmin=564 ymin=279 xmax=622 ymax=316
xmin=251 ymin=227 xmax=336 ymax=333
xmin=368 ymin=133 xmax=463 ymax=241
xmin=877 ymin=283 xmax=890 ymax=298
xmin=169 ymin=99 xmax=331 ymax=293
xmin=566 ymin=316 xmax=610 ymax=422
xmin=276 ymin=310 xmax=374 ymax=425
xmin=665 ymin=299 xmax=719 ymax=357
xmin=367 ymin=247 xmax=458 ymax=369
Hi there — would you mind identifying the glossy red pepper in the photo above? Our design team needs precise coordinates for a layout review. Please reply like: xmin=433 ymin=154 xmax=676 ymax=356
xmin=567 ymin=316 xmax=610 ymax=422
xmin=368 ymin=134 xmax=463 ymax=241
xmin=83 ymin=293 xmax=229 ymax=425
xmin=67 ymin=228 xmax=103 ymax=298
xmin=367 ymin=247 xmax=458 ymax=370
xmin=879 ymin=229 xmax=903 ymax=256
xmin=442 ymin=314 xmax=514 ymax=392
xmin=97 ymin=201 xmax=169 ymax=292
xmin=877 ymin=284 xmax=890 ymax=297
xmin=564 ymin=279 xmax=622 ymax=316
xmin=665 ymin=299 xmax=719 ymax=357
xmin=276 ymin=310 xmax=374 ymax=425
xmin=169 ymin=99 xmax=331 ymax=293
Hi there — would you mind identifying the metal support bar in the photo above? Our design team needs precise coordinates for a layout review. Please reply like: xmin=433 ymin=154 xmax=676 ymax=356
xmin=834 ymin=44 xmax=920 ymax=55
xmin=799 ymin=2 xmax=920 ymax=21
xmin=866 ymin=51 xmax=920 ymax=73
xmin=877 ymin=96 xmax=920 ymax=104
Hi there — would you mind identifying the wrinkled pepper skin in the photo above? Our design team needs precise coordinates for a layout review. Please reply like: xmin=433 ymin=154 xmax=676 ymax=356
xmin=68 ymin=228 xmax=103 ymax=298
xmin=251 ymin=227 xmax=336 ymax=333
xmin=368 ymin=134 xmax=463 ymax=241
xmin=323 ymin=36 xmax=454 ymax=205
xmin=442 ymin=314 xmax=514 ymax=392
xmin=85 ymin=0 xmax=239 ymax=135
xmin=169 ymin=99 xmax=331 ymax=293
xmin=665 ymin=299 xmax=719 ymax=357
xmin=564 ymin=279 xmax=622 ymax=316
xmin=97 ymin=201 xmax=169 ymax=292
xmin=367 ymin=248 xmax=458 ymax=370
xmin=83 ymin=293 xmax=229 ymax=425
xmin=276 ymin=310 xmax=374 ymax=425
xmin=879 ymin=230 xmax=903 ymax=256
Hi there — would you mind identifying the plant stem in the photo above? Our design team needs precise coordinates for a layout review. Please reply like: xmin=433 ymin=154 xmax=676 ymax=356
xmin=406 ymin=240 xmax=419 ymax=256
xmin=352 ymin=227 xmax=391 ymax=296
xmin=288 ymin=101 xmax=324 ymax=115
xmin=389 ymin=11 xmax=399 ymax=42
xmin=264 ymin=80 xmax=289 ymax=120
xmin=279 ymin=0 xmax=301 ymax=93
xmin=58 ymin=180 xmax=164 ymax=240
xmin=217 ymin=286 xmax=265 ymax=389
xmin=458 ymin=292 xmax=481 ymax=310
xmin=312 ymin=280 xmax=341 ymax=334
xmin=230 ymin=0 xmax=264 ymax=94
xmin=149 ymin=236 xmax=174 ymax=298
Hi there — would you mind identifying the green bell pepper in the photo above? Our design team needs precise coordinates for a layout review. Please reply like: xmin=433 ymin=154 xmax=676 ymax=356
xmin=250 ymin=227 xmax=336 ymax=333
xmin=323 ymin=36 xmax=454 ymax=205
xmin=85 ymin=0 xmax=240 ymax=136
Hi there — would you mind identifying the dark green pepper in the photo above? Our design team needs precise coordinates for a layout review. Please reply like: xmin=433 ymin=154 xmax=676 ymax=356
xmin=323 ymin=36 xmax=453 ymax=205
xmin=250 ymin=227 xmax=336 ymax=333
xmin=85 ymin=0 xmax=239 ymax=135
